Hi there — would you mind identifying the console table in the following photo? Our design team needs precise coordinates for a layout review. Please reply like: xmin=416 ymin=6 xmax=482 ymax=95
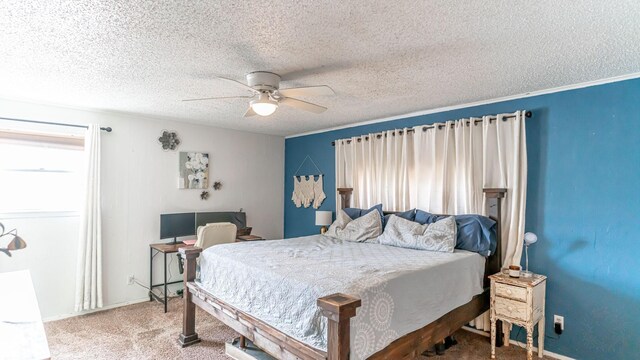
xmin=149 ymin=242 xmax=189 ymax=313
xmin=0 ymin=270 xmax=50 ymax=359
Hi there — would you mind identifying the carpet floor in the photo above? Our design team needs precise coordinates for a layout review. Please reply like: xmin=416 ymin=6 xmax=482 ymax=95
xmin=45 ymin=298 xmax=552 ymax=359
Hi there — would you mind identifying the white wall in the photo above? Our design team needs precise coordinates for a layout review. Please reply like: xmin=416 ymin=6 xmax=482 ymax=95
xmin=0 ymin=98 xmax=284 ymax=319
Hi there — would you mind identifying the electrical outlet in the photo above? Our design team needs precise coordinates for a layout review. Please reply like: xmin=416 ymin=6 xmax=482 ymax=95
xmin=127 ymin=274 xmax=135 ymax=285
xmin=554 ymin=315 xmax=564 ymax=332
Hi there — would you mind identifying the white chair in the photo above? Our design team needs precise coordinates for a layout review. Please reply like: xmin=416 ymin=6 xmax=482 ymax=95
xmin=179 ymin=222 xmax=238 ymax=274
xmin=195 ymin=222 xmax=237 ymax=250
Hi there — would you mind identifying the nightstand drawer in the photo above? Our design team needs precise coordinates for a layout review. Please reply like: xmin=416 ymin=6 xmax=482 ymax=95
xmin=495 ymin=297 xmax=529 ymax=322
xmin=495 ymin=283 xmax=527 ymax=302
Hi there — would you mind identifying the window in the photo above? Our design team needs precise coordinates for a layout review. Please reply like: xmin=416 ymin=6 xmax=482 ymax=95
xmin=0 ymin=130 xmax=84 ymax=213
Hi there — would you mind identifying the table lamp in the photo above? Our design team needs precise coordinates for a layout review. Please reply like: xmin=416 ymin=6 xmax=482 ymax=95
xmin=315 ymin=211 xmax=332 ymax=234
xmin=522 ymin=232 xmax=538 ymax=278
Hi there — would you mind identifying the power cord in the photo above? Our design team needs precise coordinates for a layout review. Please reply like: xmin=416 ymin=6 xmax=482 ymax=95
xmin=134 ymin=250 xmax=184 ymax=298
xmin=510 ymin=324 xmax=558 ymax=352
xmin=132 ymin=278 xmax=149 ymax=290
xmin=512 ymin=323 xmax=560 ymax=343
xmin=132 ymin=276 xmax=180 ymax=298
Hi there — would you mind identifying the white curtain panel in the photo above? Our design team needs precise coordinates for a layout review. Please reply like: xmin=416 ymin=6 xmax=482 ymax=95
xmin=483 ymin=113 xmax=528 ymax=271
xmin=335 ymin=111 xmax=528 ymax=331
xmin=335 ymin=129 xmax=412 ymax=210
xmin=412 ymin=113 xmax=528 ymax=265
xmin=74 ymin=125 xmax=103 ymax=312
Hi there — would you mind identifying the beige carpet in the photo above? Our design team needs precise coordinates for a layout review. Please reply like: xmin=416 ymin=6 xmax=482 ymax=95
xmin=45 ymin=298 xmax=551 ymax=359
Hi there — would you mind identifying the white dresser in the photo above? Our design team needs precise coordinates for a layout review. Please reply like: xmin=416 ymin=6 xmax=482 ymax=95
xmin=0 ymin=270 xmax=50 ymax=359
xmin=490 ymin=271 xmax=546 ymax=360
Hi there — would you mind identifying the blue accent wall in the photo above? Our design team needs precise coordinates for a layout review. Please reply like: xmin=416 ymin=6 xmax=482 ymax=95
xmin=284 ymin=77 xmax=640 ymax=359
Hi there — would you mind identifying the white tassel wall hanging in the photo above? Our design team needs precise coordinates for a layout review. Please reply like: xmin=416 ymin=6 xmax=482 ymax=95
xmin=291 ymin=155 xmax=326 ymax=209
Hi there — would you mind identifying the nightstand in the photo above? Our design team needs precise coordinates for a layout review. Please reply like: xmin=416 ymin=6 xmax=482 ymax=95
xmin=490 ymin=272 xmax=547 ymax=360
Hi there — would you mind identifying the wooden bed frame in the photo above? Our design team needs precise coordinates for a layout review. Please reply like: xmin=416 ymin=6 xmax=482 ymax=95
xmin=178 ymin=187 xmax=507 ymax=359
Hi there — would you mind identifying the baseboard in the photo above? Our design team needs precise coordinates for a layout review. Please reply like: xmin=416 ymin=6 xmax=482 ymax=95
xmin=42 ymin=297 xmax=150 ymax=322
xmin=461 ymin=326 xmax=574 ymax=360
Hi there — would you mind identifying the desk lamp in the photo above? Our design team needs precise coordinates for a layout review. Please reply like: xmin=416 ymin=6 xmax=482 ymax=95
xmin=522 ymin=232 xmax=538 ymax=278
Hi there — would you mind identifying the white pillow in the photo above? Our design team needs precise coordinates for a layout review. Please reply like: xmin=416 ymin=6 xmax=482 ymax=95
xmin=378 ymin=214 xmax=457 ymax=252
xmin=325 ymin=209 xmax=382 ymax=242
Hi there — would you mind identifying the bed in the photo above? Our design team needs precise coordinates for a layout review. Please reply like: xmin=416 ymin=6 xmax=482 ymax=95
xmin=178 ymin=187 xmax=506 ymax=359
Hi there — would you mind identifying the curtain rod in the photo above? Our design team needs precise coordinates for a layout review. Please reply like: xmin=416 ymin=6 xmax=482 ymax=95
xmin=0 ymin=116 xmax=113 ymax=132
xmin=331 ymin=110 xmax=531 ymax=146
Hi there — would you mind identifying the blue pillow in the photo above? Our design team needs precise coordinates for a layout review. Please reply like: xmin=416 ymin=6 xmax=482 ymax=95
xmin=383 ymin=209 xmax=416 ymax=227
xmin=415 ymin=209 xmax=439 ymax=225
xmin=343 ymin=204 xmax=384 ymax=223
xmin=414 ymin=210 xmax=497 ymax=256
xmin=454 ymin=215 xmax=497 ymax=257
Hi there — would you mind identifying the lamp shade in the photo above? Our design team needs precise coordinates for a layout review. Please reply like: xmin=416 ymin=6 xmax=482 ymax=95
xmin=315 ymin=211 xmax=333 ymax=226
xmin=250 ymin=93 xmax=278 ymax=116
xmin=524 ymin=232 xmax=538 ymax=246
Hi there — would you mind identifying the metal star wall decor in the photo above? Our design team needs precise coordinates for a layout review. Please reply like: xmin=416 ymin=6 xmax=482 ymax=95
xmin=213 ymin=181 xmax=222 ymax=190
xmin=200 ymin=191 xmax=210 ymax=200
xmin=158 ymin=130 xmax=180 ymax=151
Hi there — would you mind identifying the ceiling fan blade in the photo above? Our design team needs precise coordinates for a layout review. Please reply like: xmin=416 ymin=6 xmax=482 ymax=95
xmin=243 ymin=106 xmax=257 ymax=117
xmin=217 ymin=77 xmax=258 ymax=93
xmin=182 ymin=95 xmax=254 ymax=102
xmin=278 ymin=85 xmax=335 ymax=98
xmin=280 ymin=97 xmax=327 ymax=114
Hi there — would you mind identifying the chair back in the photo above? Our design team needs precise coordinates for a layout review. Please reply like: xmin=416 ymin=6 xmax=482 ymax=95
xmin=195 ymin=222 xmax=237 ymax=250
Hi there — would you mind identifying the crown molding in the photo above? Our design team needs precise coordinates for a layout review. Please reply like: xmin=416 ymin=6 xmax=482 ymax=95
xmin=285 ymin=72 xmax=640 ymax=139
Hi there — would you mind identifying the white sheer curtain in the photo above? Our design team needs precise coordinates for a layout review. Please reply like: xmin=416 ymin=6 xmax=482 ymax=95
xmin=335 ymin=111 xmax=528 ymax=331
xmin=335 ymin=129 xmax=413 ymax=210
xmin=74 ymin=125 xmax=103 ymax=311
xmin=483 ymin=113 xmax=528 ymax=271
xmin=410 ymin=119 xmax=484 ymax=214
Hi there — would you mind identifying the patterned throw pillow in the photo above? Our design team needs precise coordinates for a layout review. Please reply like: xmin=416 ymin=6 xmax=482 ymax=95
xmin=383 ymin=209 xmax=416 ymax=228
xmin=378 ymin=214 xmax=457 ymax=252
xmin=325 ymin=209 xmax=383 ymax=242
xmin=343 ymin=204 xmax=384 ymax=223
xmin=414 ymin=210 xmax=497 ymax=256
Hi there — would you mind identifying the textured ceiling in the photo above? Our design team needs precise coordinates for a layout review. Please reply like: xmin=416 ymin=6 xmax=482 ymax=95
xmin=1 ymin=1 xmax=639 ymax=136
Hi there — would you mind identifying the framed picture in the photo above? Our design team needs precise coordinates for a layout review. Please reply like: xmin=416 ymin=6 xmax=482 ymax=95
xmin=178 ymin=152 xmax=209 ymax=189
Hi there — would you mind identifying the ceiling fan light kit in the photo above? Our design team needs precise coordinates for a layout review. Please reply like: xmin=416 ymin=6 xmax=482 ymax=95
xmin=182 ymin=71 xmax=335 ymax=117
xmin=251 ymin=92 xmax=279 ymax=116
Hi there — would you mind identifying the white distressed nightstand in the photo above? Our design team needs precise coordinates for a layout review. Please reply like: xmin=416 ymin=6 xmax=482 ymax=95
xmin=490 ymin=272 xmax=547 ymax=360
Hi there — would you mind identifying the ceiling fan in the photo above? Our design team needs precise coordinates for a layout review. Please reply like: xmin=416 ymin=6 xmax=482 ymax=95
xmin=182 ymin=71 xmax=335 ymax=117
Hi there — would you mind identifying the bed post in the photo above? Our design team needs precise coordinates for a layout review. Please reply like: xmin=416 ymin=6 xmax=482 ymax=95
xmin=337 ymin=188 xmax=353 ymax=209
xmin=483 ymin=188 xmax=506 ymax=278
xmin=319 ymin=189 xmax=360 ymax=360
xmin=483 ymin=188 xmax=506 ymax=347
xmin=178 ymin=246 xmax=203 ymax=347
xmin=318 ymin=293 xmax=362 ymax=360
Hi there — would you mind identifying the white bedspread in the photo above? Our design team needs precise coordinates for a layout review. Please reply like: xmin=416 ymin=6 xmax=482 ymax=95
xmin=198 ymin=235 xmax=485 ymax=359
